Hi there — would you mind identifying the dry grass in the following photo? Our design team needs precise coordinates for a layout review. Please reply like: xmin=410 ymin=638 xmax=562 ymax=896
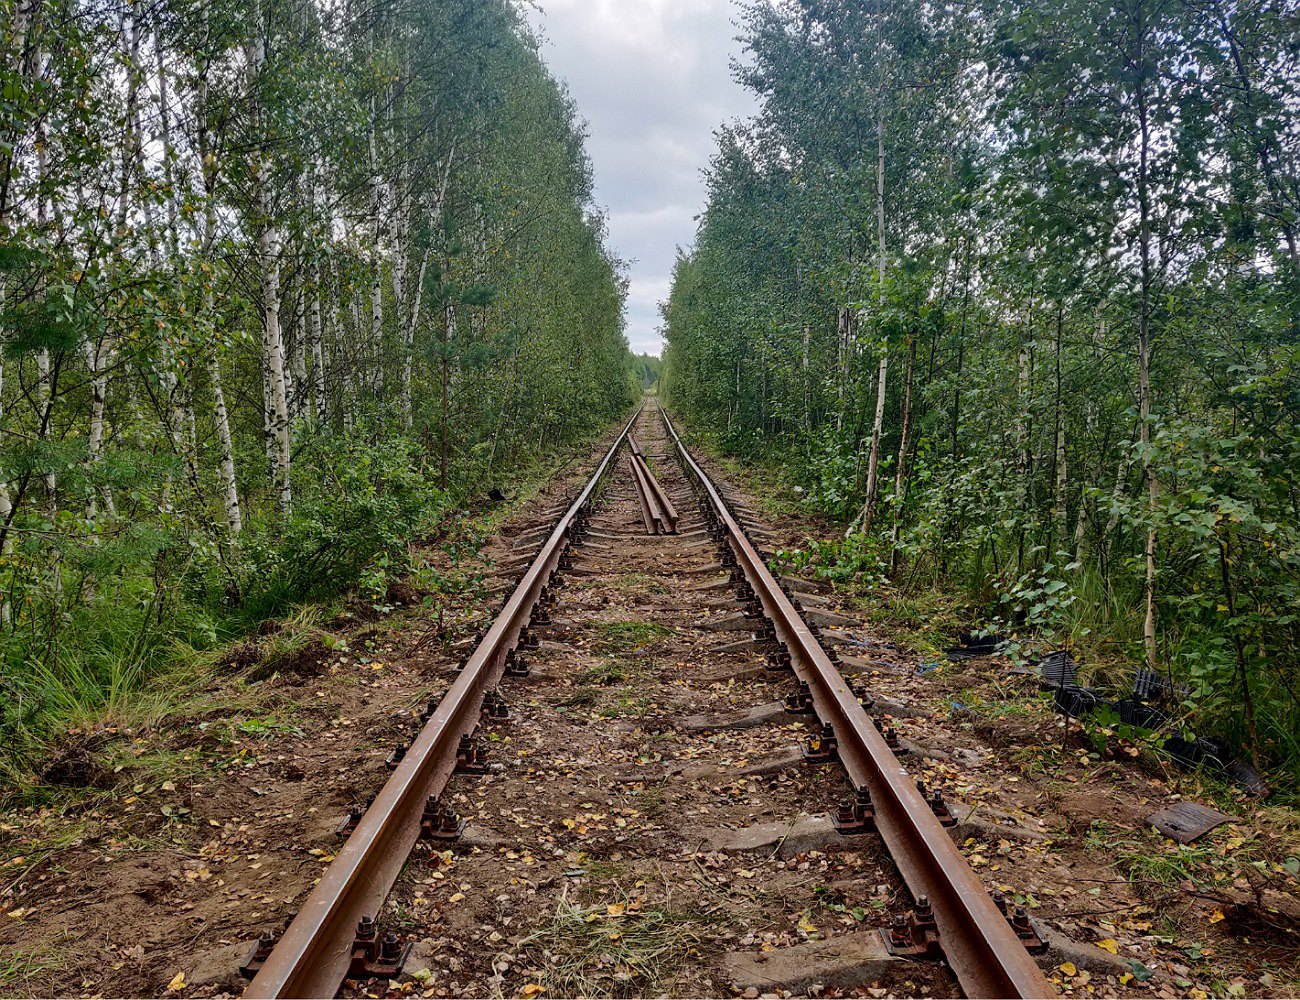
xmin=507 ymin=889 xmax=704 ymax=998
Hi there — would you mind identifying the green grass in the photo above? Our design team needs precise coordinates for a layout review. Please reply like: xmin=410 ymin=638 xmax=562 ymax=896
xmin=1098 ymin=826 xmax=1277 ymax=893
xmin=234 ymin=713 xmax=305 ymax=739
xmin=575 ymin=662 xmax=629 ymax=686
xmin=609 ymin=573 xmax=668 ymax=596
xmin=591 ymin=621 xmax=672 ymax=654
xmin=0 ymin=946 xmax=65 ymax=994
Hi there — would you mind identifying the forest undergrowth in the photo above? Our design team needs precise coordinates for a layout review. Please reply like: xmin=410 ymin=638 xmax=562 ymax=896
xmin=0 ymin=0 xmax=637 ymax=792
xmin=663 ymin=0 xmax=1300 ymax=791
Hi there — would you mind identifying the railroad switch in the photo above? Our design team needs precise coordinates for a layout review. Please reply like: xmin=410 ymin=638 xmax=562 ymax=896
xmin=481 ymin=689 xmax=513 ymax=723
xmin=239 ymin=930 xmax=278 ymax=980
xmin=881 ymin=898 xmax=945 ymax=961
xmin=419 ymin=798 xmax=466 ymax=842
xmin=803 ymin=723 xmax=839 ymax=763
xmin=784 ymin=681 xmax=815 ymax=715
xmin=349 ymin=916 xmax=412 ymax=981
xmin=991 ymin=890 xmax=1049 ymax=954
xmin=832 ymin=786 xmax=876 ymax=835
xmin=455 ymin=734 xmax=491 ymax=774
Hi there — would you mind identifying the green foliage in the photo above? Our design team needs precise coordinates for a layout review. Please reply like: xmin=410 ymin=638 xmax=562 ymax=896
xmin=664 ymin=0 xmax=1300 ymax=781
xmin=0 ymin=0 xmax=634 ymax=786
xmin=230 ymin=435 xmax=444 ymax=619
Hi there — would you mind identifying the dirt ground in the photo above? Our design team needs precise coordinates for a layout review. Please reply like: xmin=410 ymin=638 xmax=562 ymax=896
xmin=1 ymin=407 xmax=1297 ymax=1000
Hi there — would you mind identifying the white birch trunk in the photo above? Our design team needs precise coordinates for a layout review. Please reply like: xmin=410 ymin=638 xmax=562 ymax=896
xmin=310 ymin=259 xmax=325 ymax=423
xmin=249 ymin=18 xmax=291 ymax=515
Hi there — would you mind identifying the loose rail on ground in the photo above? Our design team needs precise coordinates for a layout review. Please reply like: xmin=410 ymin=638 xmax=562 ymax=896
xmin=627 ymin=431 xmax=679 ymax=534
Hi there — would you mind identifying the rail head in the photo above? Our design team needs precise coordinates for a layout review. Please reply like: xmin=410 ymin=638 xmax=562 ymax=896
xmin=245 ymin=407 xmax=643 ymax=999
xmin=659 ymin=406 xmax=1051 ymax=1000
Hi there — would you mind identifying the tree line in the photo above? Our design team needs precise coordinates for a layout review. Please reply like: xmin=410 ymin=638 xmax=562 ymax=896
xmin=0 ymin=0 xmax=632 ymax=774
xmin=663 ymin=0 xmax=1299 ymax=773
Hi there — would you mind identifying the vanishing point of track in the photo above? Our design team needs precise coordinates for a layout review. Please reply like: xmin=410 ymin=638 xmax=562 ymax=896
xmin=243 ymin=403 xmax=1051 ymax=1000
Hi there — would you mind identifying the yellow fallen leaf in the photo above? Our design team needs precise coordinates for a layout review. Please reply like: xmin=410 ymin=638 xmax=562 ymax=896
xmin=797 ymin=916 xmax=817 ymax=934
xmin=607 ymin=903 xmax=625 ymax=916
xmin=1209 ymin=909 xmax=1225 ymax=924
xmin=448 ymin=892 xmax=466 ymax=903
xmin=167 ymin=971 xmax=186 ymax=991
xmin=1119 ymin=973 xmax=1135 ymax=986
xmin=521 ymin=985 xmax=544 ymax=998
xmin=1058 ymin=962 xmax=1077 ymax=977
xmin=6 ymin=908 xmax=28 ymax=919
xmin=1096 ymin=938 xmax=1118 ymax=954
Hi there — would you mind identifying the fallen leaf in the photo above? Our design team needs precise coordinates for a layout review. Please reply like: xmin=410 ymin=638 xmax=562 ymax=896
xmin=606 ymin=903 xmax=625 ymax=916
xmin=1058 ymin=962 xmax=1077 ymax=977
xmin=167 ymin=972 xmax=187 ymax=992
xmin=1208 ymin=909 xmax=1225 ymax=924
xmin=448 ymin=892 xmax=466 ymax=904
xmin=521 ymin=984 xmax=544 ymax=997
xmin=1097 ymin=938 xmax=1118 ymax=954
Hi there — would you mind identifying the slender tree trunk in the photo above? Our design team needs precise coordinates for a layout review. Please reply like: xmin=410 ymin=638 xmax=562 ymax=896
xmin=249 ymin=17 xmax=291 ymax=516
xmin=1136 ymin=1 xmax=1158 ymax=673
xmin=310 ymin=257 xmax=325 ymax=424
xmin=208 ymin=354 xmax=242 ymax=537
xmin=35 ymin=129 xmax=54 ymax=505
xmin=848 ymin=0 xmax=890 ymax=537
xmin=291 ymin=272 xmax=307 ymax=419
xmin=197 ymin=15 xmax=242 ymax=539
xmin=155 ymin=31 xmax=196 ymax=500
xmin=84 ymin=336 xmax=108 ymax=520
xmin=888 ymin=334 xmax=916 ymax=568
xmin=1217 ymin=532 xmax=1261 ymax=771
xmin=1053 ymin=305 xmax=1068 ymax=557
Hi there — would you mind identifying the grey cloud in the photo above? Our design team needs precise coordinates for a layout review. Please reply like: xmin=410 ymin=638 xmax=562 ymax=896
xmin=525 ymin=0 xmax=758 ymax=355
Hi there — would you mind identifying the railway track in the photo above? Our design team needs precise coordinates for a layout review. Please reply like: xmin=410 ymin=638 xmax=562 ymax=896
xmin=243 ymin=403 xmax=1050 ymax=999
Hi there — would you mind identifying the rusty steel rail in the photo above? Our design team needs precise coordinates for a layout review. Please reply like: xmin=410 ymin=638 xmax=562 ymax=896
xmin=661 ymin=406 xmax=1051 ymax=1000
xmin=244 ymin=408 xmax=643 ymax=1000
xmin=627 ymin=432 xmax=678 ymax=535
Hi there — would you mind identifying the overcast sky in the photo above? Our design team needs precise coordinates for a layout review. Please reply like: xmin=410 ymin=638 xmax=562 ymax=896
xmin=523 ymin=0 xmax=759 ymax=357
